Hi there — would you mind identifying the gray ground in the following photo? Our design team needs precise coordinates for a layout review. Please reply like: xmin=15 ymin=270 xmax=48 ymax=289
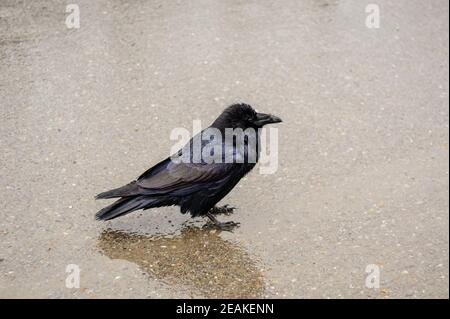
xmin=0 ymin=0 xmax=448 ymax=298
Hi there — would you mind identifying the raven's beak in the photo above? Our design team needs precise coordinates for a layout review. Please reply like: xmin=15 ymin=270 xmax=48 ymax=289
xmin=254 ymin=112 xmax=283 ymax=126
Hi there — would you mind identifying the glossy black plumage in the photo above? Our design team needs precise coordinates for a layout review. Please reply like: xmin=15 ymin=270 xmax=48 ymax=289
xmin=95 ymin=103 xmax=281 ymax=226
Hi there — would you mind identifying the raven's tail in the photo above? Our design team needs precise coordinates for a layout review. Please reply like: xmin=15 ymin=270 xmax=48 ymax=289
xmin=95 ymin=182 xmax=141 ymax=199
xmin=95 ymin=196 xmax=155 ymax=221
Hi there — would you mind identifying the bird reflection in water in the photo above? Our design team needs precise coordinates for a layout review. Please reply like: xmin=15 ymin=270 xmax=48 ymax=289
xmin=98 ymin=227 xmax=265 ymax=298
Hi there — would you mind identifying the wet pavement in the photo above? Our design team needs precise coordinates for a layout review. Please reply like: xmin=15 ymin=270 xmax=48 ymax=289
xmin=0 ymin=0 xmax=448 ymax=298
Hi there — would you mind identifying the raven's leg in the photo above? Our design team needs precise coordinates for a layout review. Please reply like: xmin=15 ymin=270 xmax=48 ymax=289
xmin=209 ymin=204 xmax=236 ymax=216
xmin=205 ymin=212 xmax=240 ymax=231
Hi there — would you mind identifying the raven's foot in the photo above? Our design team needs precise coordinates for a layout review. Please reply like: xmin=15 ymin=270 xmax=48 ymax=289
xmin=209 ymin=204 xmax=236 ymax=216
xmin=205 ymin=212 xmax=240 ymax=232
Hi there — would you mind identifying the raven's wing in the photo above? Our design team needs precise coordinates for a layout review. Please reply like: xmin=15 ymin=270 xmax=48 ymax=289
xmin=96 ymin=132 xmax=245 ymax=199
xmin=137 ymin=160 xmax=234 ymax=191
xmin=95 ymin=157 xmax=232 ymax=199
xmin=137 ymin=132 xmax=241 ymax=193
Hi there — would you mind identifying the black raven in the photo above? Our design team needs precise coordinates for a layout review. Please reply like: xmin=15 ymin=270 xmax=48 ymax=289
xmin=95 ymin=103 xmax=282 ymax=230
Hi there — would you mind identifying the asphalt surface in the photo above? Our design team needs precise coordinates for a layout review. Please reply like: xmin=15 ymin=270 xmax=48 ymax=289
xmin=0 ymin=0 xmax=448 ymax=298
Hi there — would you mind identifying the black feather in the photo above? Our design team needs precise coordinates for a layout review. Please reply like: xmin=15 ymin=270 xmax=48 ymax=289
xmin=95 ymin=103 xmax=281 ymax=221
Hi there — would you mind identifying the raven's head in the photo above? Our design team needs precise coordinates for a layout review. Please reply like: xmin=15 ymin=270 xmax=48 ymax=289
xmin=212 ymin=103 xmax=282 ymax=130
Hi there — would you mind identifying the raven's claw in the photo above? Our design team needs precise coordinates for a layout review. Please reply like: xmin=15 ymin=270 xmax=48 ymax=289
xmin=205 ymin=212 xmax=240 ymax=232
